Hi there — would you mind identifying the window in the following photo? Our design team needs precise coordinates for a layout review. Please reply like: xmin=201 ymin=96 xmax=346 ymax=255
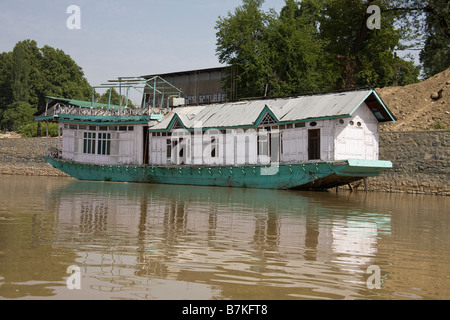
xmin=260 ymin=112 xmax=277 ymax=125
xmin=258 ymin=131 xmax=269 ymax=156
xmin=119 ymin=126 xmax=127 ymax=131
xmin=295 ymin=122 xmax=305 ymax=128
xmin=166 ymin=139 xmax=172 ymax=158
xmin=83 ymin=132 xmax=96 ymax=154
xmin=171 ymin=119 xmax=183 ymax=130
xmin=97 ymin=133 xmax=111 ymax=155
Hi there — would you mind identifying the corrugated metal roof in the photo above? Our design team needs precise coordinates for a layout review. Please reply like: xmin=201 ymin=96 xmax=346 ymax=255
xmin=148 ymin=89 xmax=395 ymax=131
xmin=46 ymin=96 xmax=123 ymax=109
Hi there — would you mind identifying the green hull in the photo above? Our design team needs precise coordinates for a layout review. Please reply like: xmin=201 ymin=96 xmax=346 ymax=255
xmin=47 ymin=157 xmax=392 ymax=190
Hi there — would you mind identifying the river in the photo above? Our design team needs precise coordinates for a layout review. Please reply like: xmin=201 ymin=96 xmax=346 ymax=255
xmin=0 ymin=175 xmax=448 ymax=300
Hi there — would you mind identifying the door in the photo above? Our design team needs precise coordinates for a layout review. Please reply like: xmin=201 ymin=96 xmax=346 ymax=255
xmin=308 ymin=129 xmax=320 ymax=160
xmin=143 ymin=126 xmax=149 ymax=165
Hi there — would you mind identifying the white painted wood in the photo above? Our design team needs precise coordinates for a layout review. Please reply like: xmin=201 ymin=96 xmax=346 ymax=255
xmin=59 ymin=103 xmax=382 ymax=167
xmin=61 ymin=125 xmax=145 ymax=165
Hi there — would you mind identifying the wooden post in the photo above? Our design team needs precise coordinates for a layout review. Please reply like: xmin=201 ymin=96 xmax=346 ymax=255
xmin=45 ymin=120 xmax=49 ymax=157
xmin=363 ymin=178 xmax=369 ymax=193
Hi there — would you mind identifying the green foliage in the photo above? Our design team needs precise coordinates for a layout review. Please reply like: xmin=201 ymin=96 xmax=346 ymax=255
xmin=97 ymin=88 xmax=136 ymax=108
xmin=1 ymin=101 xmax=37 ymax=131
xmin=0 ymin=39 xmax=93 ymax=131
xmin=419 ymin=0 xmax=450 ymax=78
xmin=19 ymin=122 xmax=59 ymax=137
xmin=267 ymin=0 xmax=334 ymax=95
xmin=216 ymin=0 xmax=272 ymax=99
xmin=386 ymin=0 xmax=449 ymax=78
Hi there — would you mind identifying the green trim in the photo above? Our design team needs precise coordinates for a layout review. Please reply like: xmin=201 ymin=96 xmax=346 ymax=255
xmin=56 ymin=114 xmax=149 ymax=123
xmin=34 ymin=115 xmax=57 ymax=122
xmin=348 ymin=89 xmax=396 ymax=123
xmin=255 ymin=106 xmax=281 ymax=125
xmin=370 ymin=90 xmax=397 ymax=122
xmin=58 ymin=120 xmax=149 ymax=126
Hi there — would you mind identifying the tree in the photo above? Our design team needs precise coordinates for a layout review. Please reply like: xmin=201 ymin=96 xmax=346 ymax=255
xmin=319 ymin=0 xmax=420 ymax=89
xmin=381 ymin=0 xmax=449 ymax=78
xmin=38 ymin=45 xmax=92 ymax=114
xmin=266 ymin=0 xmax=335 ymax=96
xmin=216 ymin=0 xmax=272 ymax=99
xmin=0 ymin=52 xmax=13 ymax=115
xmin=419 ymin=0 xmax=450 ymax=77
xmin=0 ymin=40 xmax=93 ymax=130
xmin=1 ymin=101 xmax=37 ymax=131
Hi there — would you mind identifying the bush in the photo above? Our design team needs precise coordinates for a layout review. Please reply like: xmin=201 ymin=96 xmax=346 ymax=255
xmin=19 ymin=122 xmax=59 ymax=137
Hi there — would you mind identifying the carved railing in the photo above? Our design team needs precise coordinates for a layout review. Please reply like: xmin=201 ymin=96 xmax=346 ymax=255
xmin=51 ymin=104 xmax=169 ymax=117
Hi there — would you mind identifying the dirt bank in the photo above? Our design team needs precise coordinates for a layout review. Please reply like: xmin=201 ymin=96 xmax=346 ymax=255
xmin=377 ymin=67 xmax=450 ymax=132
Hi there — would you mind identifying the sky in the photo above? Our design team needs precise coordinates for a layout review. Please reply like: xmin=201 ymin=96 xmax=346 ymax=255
xmin=0 ymin=0 xmax=286 ymax=103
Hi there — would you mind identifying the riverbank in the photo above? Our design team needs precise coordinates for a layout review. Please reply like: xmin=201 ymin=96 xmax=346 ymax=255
xmin=0 ymin=132 xmax=448 ymax=195
xmin=0 ymin=137 xmax=68 ymax=177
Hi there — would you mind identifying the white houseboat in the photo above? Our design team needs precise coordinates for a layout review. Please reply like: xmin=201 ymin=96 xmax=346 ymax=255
xmin=35 ymin=77 xmax=395 ymax=190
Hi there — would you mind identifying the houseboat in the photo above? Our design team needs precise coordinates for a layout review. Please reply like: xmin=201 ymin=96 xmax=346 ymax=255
xmin=35 ymin=76 xmax=395 ymax=190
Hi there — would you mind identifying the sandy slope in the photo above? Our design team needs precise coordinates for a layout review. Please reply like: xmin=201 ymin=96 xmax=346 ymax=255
xmin=377 ymin=68 xmax=450 ymax=132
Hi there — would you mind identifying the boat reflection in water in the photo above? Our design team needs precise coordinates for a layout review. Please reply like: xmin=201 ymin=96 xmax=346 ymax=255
xmin=44 ymin=179 xmax=393 ymax=300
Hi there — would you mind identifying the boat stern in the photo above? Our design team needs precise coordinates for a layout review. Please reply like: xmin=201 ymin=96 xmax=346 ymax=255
xmin=335 ymin=159 xmax=393 ymax=177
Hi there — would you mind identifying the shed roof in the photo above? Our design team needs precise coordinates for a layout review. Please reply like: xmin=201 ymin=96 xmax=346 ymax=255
xmin=149 ymin=89 xmax=395 ymax=131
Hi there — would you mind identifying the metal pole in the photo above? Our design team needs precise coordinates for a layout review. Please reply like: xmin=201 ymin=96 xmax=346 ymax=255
xmin=153 ymin=77 xmax=156 ymax=108
xmin=126 ymin=86 xmax=130 ymax=108
xmin=58 ymin=125 xmax=61 ymax=158
xmin=108 ymin=87 xmax=112 ymax=108
xmin=119 ymin=77 xmax=122 ymax=107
